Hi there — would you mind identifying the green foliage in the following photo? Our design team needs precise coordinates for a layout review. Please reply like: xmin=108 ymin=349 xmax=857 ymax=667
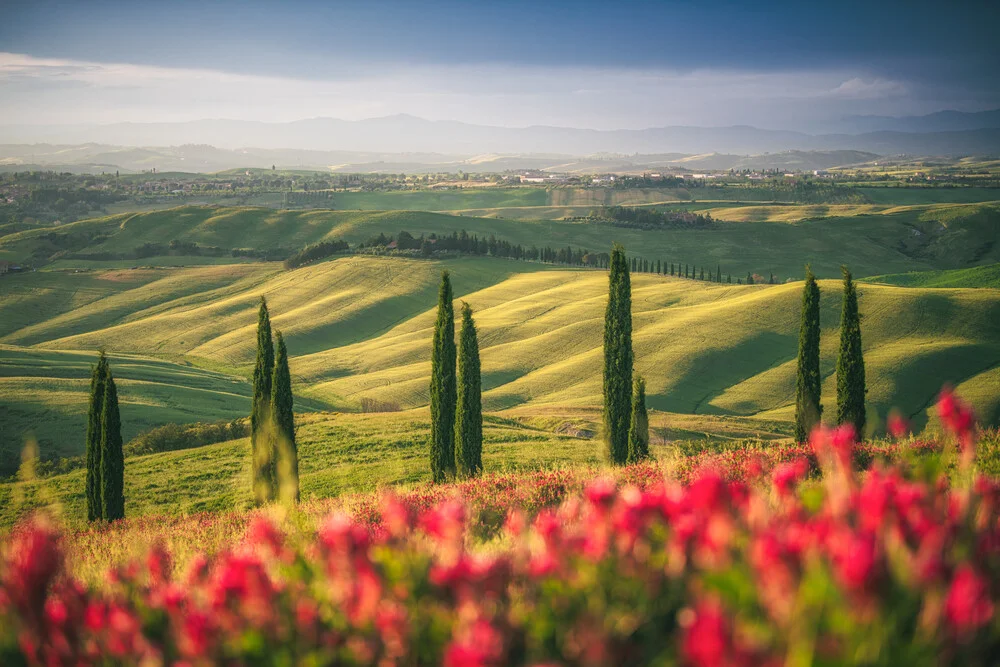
xmin=837 ymin=266 xmax=867 ymax=434
xmin=604 ymin=243 xmax=633 ymax=465
xmin=123 ymin=419 xmax=250 ymax=457
xmin=251 ymin=297 xmax=275 ymax=503
xmin=795 ymin=266 xmax=822 ymax=442
xmin=455 ymin=303 xmax=483 ymax=478
xmin=98 ymin=365 xmax=124 ymax=521
xmin=627 ymin=376 xmax=650 ymax=464
xmin=271 ymin=331 xmax=298 ymax=504
xmin=84 ymin=351 xmax=107 ymax=522
xmin=430 ymin=271 xmax=457 ymax=482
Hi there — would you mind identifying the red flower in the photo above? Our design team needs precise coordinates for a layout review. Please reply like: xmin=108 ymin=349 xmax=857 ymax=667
xmin=681 ymin=600 xmax=748 ymax=667
xmin=887 ymin=410 xmax=910 ymax=439
xmin=945 ymin=565 xmax=994 ymax=634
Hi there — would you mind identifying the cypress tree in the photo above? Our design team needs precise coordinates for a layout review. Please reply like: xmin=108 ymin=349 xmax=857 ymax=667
xmin=700 ymin=267 xmax=705 ymax=280
xmin=99 ymin=364 xmax=124 ymax=521
xmin=271 ymin=330 xmax=298 ymax=504
xmin=747 ymin=272 xmax=754 ymax=285
xmin=836 ymin=266 xmax=867 ymax=434
xmin=627 ymin=376 xmax=650 ymax=464
xmin=85 ymin=351 xmax=108 ymax=522
xmin=455 ymin=302 xmax=483 ymax=478
xmin=251 ymin=297 xmax=275 ymax=504
xmin=603 ymin=243 xmax=633 ymax=465
xmin=430 ymin=270 xmax=457 ymax=482
xmin=794 ymin=266 xmax=822 ymax=442
xmin=670 ymin=263 xmax=675 ymax=276
xmin=717 ymin=264 xmax=722 ymax=282
xmin=656 ymin=259 xmax=661 ymax=275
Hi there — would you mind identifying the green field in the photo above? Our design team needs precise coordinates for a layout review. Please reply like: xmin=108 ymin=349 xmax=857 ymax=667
xmin=2 ymin=255 xmax=998 ymax=465
xmin=2 ymin=195 xmax=998 ymax=529
xmin=3 ymin=202 xmax=1000 ymax=279
xmin=862 ymin=262 xmax=1000 ymax=289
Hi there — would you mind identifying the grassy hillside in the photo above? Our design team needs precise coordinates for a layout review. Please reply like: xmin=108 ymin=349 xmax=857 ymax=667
xmin=2 ymin=256 xmax=997 ymax=466
xmin=4 ymin=202 xmax=1000 ymax=279
xmin=0 ymin=407 xmax=791 ymax=528
xmin=0 ymin=346 xmax=255 ymax=463
xmin=862 ymin=262 xmax=1000 ymax=289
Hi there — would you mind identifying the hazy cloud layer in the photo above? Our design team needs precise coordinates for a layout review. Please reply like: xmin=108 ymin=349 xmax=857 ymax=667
xmin=1 ymin=0 xmax=997 ymax=133
xmin=0 ymin=52 xmax=979 ymax=132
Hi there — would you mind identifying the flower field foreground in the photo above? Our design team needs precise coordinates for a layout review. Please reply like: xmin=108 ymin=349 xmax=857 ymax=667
xmin=2 ymin=391 xmax=1000 ymax=665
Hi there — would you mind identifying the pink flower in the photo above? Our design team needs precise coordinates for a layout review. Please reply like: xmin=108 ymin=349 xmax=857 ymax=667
xmin=887 ymin=410 xmax=910 ymax=439
xmin=681 ymin=600 xmax=748 ymax=667
xmin=945 ymin=565 xmax=994 ymax=634
xmin=772 ymin=459 xmax=808 ymax=498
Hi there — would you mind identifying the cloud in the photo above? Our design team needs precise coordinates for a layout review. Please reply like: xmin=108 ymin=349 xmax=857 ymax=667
xmin=0 ymin=52 xmax=983 ymax=132
xmin=828 ymin=77 xmax=908 ymax=99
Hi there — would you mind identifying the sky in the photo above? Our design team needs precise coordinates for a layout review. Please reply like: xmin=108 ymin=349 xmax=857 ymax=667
xmin=1 ymin=0 xmax=997 ymax=132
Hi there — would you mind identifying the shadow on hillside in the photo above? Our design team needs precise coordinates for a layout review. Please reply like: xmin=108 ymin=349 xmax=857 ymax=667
xmin=647 ymin=331 xmax=796 ymax=416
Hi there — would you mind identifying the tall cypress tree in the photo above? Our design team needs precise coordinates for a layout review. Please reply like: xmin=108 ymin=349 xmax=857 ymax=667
xmin=794 ymin=266 xmax=822 ymax=442
xmin=717 ymin=264 xmax=722 ymax=283
xmin=85 ymin=351 xmax=108 ymax=522
xmin=627 ymin=376 xmax=650 ymax=464
xmin=251 ymin=297 xmax=275 ymax=503
xmin=455 ymin=302 xmax=483 ymax=478
xmin=99 ymin=364 xmax=124 ymax=521
xmin=603 ymin=243 xmax=633 ymax=465
xmin=836 ymin=266 xmax=867 ymax=434
xmin=271 ymin=330 xmax=298 ymax=504
xmin=430 ymin=271 xmax=457 ymax=482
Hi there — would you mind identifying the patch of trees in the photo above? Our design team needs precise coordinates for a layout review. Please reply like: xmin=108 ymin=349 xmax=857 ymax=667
xmin=610 ymin=175 xmax=689 ymax=189
xmin=429 ymin=272 xmax=483 ymax=481
xmin=591 ymin=206 xmax=715 ymax=230
xmin=283 ymin=240 xmax=350 ymax=269
xmin=123 ymin=419 xmax=249 ymax=457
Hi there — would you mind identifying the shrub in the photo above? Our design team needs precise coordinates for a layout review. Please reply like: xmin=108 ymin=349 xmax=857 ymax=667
xmin=122 ymin=418 xmax=250 ymax=456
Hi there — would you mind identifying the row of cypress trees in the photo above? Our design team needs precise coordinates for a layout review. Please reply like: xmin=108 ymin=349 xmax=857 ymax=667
xmin=250 ymin=298 xmax=299 ymax=504
xmin=85 ymin=351 xmax=124 ymax=521
xmin=604 ymin=243 xmax=650 ymax=465
xmin=794 ymin=265 xmax=867 ymax=441
xmin=430 ymin=271 xmax=484 ymax=482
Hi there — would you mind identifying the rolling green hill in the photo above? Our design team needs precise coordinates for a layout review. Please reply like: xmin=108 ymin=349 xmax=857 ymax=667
xmin=862 ymin=263 xmax=1000 ymax=289
xmin=3 ymin=202 xmax=999 ymax=279
xmin=2 ymin=255 xmax=998 ymax=468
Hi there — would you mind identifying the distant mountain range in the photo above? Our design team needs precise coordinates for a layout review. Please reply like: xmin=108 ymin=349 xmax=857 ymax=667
xmin=1 ymin=109 xmax=999 ymax=159
xmin=0 ymin=143 xmax=882 ymax=175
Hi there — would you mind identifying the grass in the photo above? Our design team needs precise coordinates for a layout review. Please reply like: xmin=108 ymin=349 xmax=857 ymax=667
xmin=1 ymin=256 xmax=997 ymax=466
xmin=0 ymin=406 xmax=788 ymax=529
xmin=0 ymin=346 xmax=256 ymax=462
xmin=861 ymin=262 xmax=1000 ymax=289
xmin=4 ymin=202 xmax=1000 ymax=279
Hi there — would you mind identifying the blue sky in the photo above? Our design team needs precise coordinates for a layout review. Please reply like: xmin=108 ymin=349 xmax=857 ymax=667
xmin=1 ymin=0 xmax=997 ymax=130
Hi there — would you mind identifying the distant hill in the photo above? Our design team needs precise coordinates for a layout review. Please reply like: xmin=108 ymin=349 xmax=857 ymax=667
xmin=837 ymin=108 xmax=1000 ymax=134
xmin=2 ymin=115 xmax=999 ymax=157
xmin=0 ymin=143 xmax=880 ymax=174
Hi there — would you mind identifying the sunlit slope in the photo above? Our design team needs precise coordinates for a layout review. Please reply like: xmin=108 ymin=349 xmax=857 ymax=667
xmin=2 ymin=257 xmax=998 ymax=459
xmin=290 ymin=268 xmax=1000 ymax=431
xmin=19 ymin=257 xmax=524 ymax=368
xmin=5 ymin=203 xmax=1000 ymax=278
xmin=0 ymin=346 xmax=255 ymax=461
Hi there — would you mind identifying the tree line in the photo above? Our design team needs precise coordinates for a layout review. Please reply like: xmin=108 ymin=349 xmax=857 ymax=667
xmin=592 ymin=206 xmax=715 ymax=230
xmin=360 ymin=230 xmax=610 ymax=268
